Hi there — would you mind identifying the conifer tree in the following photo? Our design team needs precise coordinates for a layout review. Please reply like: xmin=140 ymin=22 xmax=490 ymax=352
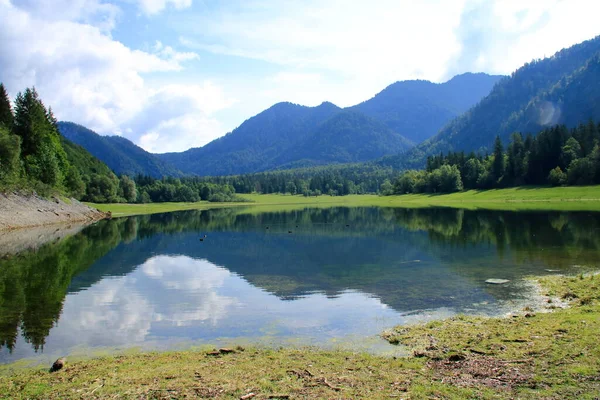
xmin=13 ymin=87 xmax=70 ymax=186
xmin=491 ymin=136 xmax=505 ymax=182
xmin=0 ymin=83 xmax=13 ymax=129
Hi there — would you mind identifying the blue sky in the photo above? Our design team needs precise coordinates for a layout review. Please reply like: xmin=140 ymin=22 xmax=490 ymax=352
xmin=1 ymin=0 xmax=599 ymax=153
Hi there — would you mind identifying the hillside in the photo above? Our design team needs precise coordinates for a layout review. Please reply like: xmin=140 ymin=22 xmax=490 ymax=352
xmin=60 ymin=136 xmax=115 ymax=178
xmin=58 ymin=122 xmax=182 ymax=178
xmin=270 ymin=111 xmax=413 ymax=168
xmin=351 ymin=72 xmax=503 ymax=143
xmin=383 ymin=35 xmax=600 ymax=169
xmin=158 ymin=101 xmax=353 ymax=175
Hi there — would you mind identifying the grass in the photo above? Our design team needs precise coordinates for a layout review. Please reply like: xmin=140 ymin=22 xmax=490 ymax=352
xmin=1 ymin=273 xmax=599 ymax=399
xmin=88 ymin=185 xmax=600 ymax=217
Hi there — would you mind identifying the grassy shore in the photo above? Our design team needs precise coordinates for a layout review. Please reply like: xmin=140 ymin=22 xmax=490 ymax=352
xmin=1 ymin=273 xmax=598 ymax=399
xmin=88 ymin=185 xmax=600 ymax=217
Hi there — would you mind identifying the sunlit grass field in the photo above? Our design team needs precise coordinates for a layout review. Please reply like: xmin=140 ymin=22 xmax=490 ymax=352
xmin=87 ymin=185 xmax=600 ymax=217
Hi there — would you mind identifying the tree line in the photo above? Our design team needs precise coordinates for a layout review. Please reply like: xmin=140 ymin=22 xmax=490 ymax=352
xmin=0 ymin=84 xmax=246 ymax=203
xmin=200 ymin=164 xmax=396 ymax=197
xmin=389 ymin=120 xmax=600 ymax=194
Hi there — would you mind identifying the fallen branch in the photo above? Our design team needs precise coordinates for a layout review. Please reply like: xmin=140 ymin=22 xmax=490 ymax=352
xmin=240 ymin=393 xmax=256 ymax=399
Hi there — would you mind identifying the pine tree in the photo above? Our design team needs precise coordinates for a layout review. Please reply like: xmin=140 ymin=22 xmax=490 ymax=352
xmin=491 ymin=136 xmax=505 ymax=184
xmin=13 ymin=87 xmax=70 ymax=187
xmin=0 ymin=83 xmax=13 ymax=129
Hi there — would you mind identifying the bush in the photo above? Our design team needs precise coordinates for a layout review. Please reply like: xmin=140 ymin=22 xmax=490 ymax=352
xmin=548 ymin=167 xmax=567 ymax=186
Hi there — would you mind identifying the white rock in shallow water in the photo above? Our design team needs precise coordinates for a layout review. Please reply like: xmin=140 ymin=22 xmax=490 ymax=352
xmin=485 ymin=279 xmax=510 ymax=284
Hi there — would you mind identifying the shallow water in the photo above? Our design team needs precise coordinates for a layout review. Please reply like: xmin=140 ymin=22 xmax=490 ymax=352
xmin=1 ymin=206 xmax=599 ymax=364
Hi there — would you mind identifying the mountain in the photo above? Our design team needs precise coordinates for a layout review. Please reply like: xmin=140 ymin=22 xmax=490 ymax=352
xmin=60 ymin=73 xmax=501 ymax=178
xmin=158 ymin=102 xmax=342 ymax=175
xmin=382 ymin=35 xmax=600 ymax=169
xmin=60 ymin=136 xmax=114 ymax=178
xmin=58 ymin=122 xmax=182 ymax=178
xmin=157 ymin=102 xmax=412 ymax=175
xmin=270 ymin=111 xmax=414 ymax=169
xmin=351 ymin=72 xmax=503 ymax=143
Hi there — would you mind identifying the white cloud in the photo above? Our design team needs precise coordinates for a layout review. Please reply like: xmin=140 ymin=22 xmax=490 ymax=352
xmin=449 ymin=0 xmax=600 ymax=76
xmin=180 ymin=1 xmax=465 ymax=86
xmin=0 ymin=0 xmax=233 ymax=153
xmin=179 ymin=0 xmax=600 ymax=108
xmin=135 ymin=0 xmax=193 ymax=15
xmin=13 ymin=0 xmax=120 ymax=31
xmin=127 ymin=82 xmax=236 ymax=152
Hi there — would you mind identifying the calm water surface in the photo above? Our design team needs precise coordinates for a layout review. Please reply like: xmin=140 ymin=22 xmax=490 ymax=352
xmin=1 ymin=206 xmax=599 ymax=364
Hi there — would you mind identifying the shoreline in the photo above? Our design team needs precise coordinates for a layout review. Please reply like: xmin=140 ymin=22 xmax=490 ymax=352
xmin=0 ymin=192 xmax=109 ymax=233
xmin=87 ymin=185 xmax=600 ymax=217
xmin=1 ymin=273 xmax=598 ymax=398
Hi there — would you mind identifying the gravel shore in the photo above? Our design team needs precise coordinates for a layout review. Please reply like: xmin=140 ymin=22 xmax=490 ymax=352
xmin=0 ymin=192 xmax=109 ymax=232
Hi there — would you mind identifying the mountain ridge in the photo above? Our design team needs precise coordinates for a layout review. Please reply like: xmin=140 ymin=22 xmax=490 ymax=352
xmin=351 ymin=72 xmax=503 ymax=142
xmin=59 ymin=72 xmax=503 ymax=177
xmin=59 ymin=122 xmax=183 ymax=178
xmin=381 ymin=35 xmax=600 ymax=169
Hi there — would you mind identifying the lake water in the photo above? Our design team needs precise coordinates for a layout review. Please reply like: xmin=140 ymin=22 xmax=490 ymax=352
xmin=1 ymin=206 xmax=599 ymax=364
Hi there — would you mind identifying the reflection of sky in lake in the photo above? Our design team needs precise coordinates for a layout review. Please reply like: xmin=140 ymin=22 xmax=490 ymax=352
xmin=3 ymin=256 xmax=412 ymax=358
xmin=1 ymin=254 xmax=468 ymax=363
xmin=3 ymin=207 xmax=599 ymax=364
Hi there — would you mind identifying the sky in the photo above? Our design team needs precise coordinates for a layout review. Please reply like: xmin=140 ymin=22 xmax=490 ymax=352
xmin=1 ymin=0 xmax=599 ymax=153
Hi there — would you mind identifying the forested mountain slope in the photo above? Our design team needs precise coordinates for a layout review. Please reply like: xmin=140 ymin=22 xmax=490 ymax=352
xmin=58 ymin=122 xmax=182 ymax=178
xmin=157 ymin=102 xmax=414 ymax=176
xmin=382 ymin=35 xmax=600 ymax=169
xmin=157 ymin=102 xmax=342 ymax=175
xmin=351 ymin=72 xmax=503 ymax=143
xmin=269 ymin=111 xmax=413 ymax=169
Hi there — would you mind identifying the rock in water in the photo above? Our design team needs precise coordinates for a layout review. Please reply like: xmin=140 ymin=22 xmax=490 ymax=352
xmin=49 ymin=357 xmax=66 ymax=372
xmin=485 ymin=279 xmax=510 ymax=284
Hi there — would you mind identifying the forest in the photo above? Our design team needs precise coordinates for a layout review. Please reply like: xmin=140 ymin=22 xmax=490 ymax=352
xmin=390 ymin=121 xmax=600 ymax=195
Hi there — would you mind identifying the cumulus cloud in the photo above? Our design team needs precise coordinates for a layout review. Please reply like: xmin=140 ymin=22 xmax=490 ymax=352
xmin=0 ymin=0 xmax=233 ymax=152
xmin=448 ymin=0 xmax=600 ymax=77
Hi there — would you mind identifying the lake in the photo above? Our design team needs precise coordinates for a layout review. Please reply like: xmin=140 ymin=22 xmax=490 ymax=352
xmin=1 ymin=206 xmax=599 ymax=364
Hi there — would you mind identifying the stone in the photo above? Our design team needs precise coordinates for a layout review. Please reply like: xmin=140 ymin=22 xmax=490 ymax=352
xmin=49 ymin=357 xmax=66 ymax=372
xmin=485 ymin=279 xmax=510 ymax=284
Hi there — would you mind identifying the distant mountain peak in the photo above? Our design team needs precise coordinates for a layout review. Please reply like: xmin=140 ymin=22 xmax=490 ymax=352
xmin=350 ymin=72 xmax=503 ymax=143
xmin=379 ymin=35 xmax=600 ymax=170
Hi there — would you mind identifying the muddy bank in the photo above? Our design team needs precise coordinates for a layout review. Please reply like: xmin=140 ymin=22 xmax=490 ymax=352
xmin=0 ymin=192 xmax=109 ymax=232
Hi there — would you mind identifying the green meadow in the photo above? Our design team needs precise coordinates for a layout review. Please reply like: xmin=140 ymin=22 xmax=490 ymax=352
xmin=88 ymin=185 xmax=600 ymax=217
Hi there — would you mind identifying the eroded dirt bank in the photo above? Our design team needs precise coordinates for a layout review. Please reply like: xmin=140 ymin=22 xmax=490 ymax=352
xmin=0 ymin=192 xmax=109 ymax=233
